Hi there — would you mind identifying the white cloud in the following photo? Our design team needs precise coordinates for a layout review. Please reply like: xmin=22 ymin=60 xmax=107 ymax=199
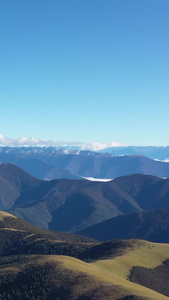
xmin=83 ymin=176 xmax=113 ymax=182
xmin=0 ymin=133 xmax=126 ymax=150
xmin=81 ymin=142 xmax=127 ymax=151
xmin=154 ymin=158 xmax=169 ymax=163
xmin=0 ymin=134 xmax=62 ymax=147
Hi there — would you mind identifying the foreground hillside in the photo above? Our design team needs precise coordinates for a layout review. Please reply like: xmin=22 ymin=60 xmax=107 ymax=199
xmin=0 ymin=254 xmax=148 ymax=300
xmin=1 ymin=163 xmax=169 ymax=235
xmin=1 ymin=146 xmax=169 ymax=180
xmin=89 ymin=240 xmax=169 ymax=299
xmin=1 ymin=211 xmax=169 ymax=299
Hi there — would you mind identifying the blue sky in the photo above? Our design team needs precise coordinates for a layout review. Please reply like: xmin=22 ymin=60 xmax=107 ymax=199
xmin=0 ymin=0 xmax=169 ymax=146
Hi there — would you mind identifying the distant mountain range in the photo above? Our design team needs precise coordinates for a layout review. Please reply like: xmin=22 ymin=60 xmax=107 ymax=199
xmin=0 ymin=146 xmax=169 ymax=180
xmin=101 ymin=145 xmax=169 ymax=160
xmin=1 ymin=163 xmax=169 ymax=242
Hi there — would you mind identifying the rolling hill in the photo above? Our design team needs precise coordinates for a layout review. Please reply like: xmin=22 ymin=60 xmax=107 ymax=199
xmin=0 ymin=214 xmax=169 ymax=300
xmin=0 ymin=211 xmax=169 ymax=300
xmin=89 ymin=239 xmax=169 ymax=299
xmin=0 ymin=254 xmax=150 ymax=300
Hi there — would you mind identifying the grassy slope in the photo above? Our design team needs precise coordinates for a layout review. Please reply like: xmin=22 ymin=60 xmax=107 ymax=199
xmin=0 ymin=247 xmax=169 ymax=299
xmin=0 ymin=254 xmax=132 ymax=300
xmin=1 ymin=211 xmax=169 ymax=299
xmin=54 ymin=253 xmax=168 ymax=300
xmin=0 ymin=211 xmax=17 ymax=221
xmin=89 ymin=240 xmax=169 ymax=299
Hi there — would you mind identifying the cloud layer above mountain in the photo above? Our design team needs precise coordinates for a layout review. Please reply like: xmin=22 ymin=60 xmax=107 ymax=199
xmin=0 ymin=134 xmax=126 ymax=151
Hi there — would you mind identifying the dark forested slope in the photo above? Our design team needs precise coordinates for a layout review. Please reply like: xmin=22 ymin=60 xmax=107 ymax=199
xmin=1 ymin=163 xmax=169 ymax=233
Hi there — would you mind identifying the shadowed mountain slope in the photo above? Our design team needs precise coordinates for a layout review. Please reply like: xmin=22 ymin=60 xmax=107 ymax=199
xmin=1 ymin=163 xmax=169 ymax=232
xmin=0 ymin=211 xmax=95 ymax=243
xmin=0 ymin=162 xmax=42 ymax=210
xmin=0 ymin=211 xmax=97 ymax=259
xmin=78 ymin=207 xmax=169 ymax=243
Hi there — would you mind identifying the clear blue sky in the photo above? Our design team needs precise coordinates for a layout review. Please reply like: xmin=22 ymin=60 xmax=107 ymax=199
xmin=0 ymin=0 xmax=169 ymax=146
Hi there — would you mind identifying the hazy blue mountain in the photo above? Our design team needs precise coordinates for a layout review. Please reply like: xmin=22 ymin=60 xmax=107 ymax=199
xmin=0 ymin=147 xmax=169 ymax=180
xmin=101 ymin=146 xmax=169 ymax=160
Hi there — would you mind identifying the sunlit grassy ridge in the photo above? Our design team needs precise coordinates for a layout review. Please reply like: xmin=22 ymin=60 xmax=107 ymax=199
xmin=0 ymin=211 xmax=17 ymax=221
xmin=89 ymin=240 xmax=169 ymax=299
xmin=91 ymin=240 xmax=169 ymax=277
xmin=0 ymin=239 xmax=169 ymax=299
xmin=0 ymin=254 xmax=129 ymax=300
xmin=1 ymin=210 xmax=169 ymax=299
xmin=53 ymin=252 xmax=169 ymax=300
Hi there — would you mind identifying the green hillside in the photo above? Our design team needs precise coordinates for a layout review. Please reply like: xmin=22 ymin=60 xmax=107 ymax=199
xmin=90 ymin=240 xmax=169 ymax=299
xmin=1 ymin=212 xmax=169 ymax=299
xmin=0 ymin=249 xmax=169 ymax=300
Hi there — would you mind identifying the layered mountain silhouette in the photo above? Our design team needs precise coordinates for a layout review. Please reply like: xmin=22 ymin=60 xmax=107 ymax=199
xmin=1 ymin=152 xmax=169 ymax=299
xmin=0 ymin=146 xmax=169 ymax=180
xmin=1 ymin=163 xmax=169 ymax=238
